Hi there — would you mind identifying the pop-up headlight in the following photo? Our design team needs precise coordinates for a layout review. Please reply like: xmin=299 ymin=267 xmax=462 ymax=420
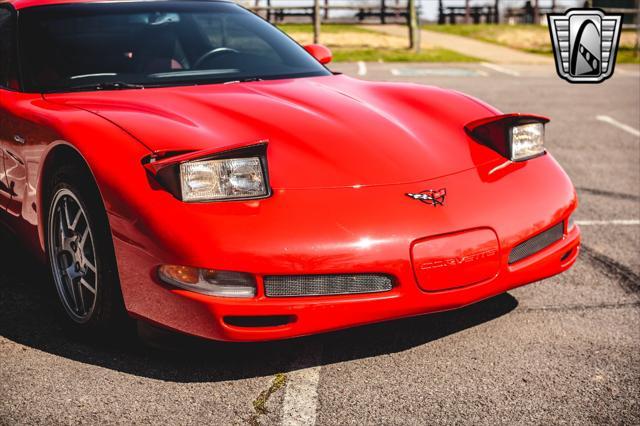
xmin=465 ymin=114 xmax=549 ymax=162
xmin=180 ymin=157 xmax=266 ymax=202
xmin=510 ymin=122 xmax=545 ymax=161
xmin=144 ymin=142 xmax=270 ymax=203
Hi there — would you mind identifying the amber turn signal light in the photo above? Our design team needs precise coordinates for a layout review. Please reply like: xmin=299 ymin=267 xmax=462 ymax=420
xmin=158 ymin=265 xmax=257 ymax=298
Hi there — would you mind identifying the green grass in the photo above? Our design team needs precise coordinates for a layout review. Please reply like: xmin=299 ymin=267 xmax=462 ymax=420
xmin=424 ymin=23 xmax=551 ymax=52
xmin=517 ymin=47 xmax=640 ymax=63
xmin=424 ymin=23 xmax=548 ymax=37
xmin=425 ymin=23 xmax=540 ymax=36
xmin=617 ymin=47 xmax=640 ymax=64
xmin=249 ymin=373 xmax=287 ymax=425
xmin=331 ymin=48 xmax=480 ymax=62
xmin=278 ymin=23 xmax=481 ymax=62
xmin=277 ymin=23 xmax=378 ymax=34
xmin=279 ymin=22 xmax=638 ymax=64
xmin=425 ymin=23 xmax=640 ymax=63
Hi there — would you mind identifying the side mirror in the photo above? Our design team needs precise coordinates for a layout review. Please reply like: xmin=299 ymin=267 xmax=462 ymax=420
xmin=304 ymin=44 xmax=332 ymax=65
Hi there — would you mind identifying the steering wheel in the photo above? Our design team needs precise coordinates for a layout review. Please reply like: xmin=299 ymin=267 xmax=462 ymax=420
xmin=193 ymin=47 xmax=240 ymax=69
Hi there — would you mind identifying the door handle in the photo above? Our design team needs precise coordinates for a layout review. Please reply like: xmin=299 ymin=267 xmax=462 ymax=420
xmin=13 ymin=135 xmax=25 ymax=144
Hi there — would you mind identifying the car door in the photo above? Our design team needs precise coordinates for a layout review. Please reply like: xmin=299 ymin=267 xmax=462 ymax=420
xmin=0 ymin=5 xmax=14 ymax=209
xmin=0 ymin=109 xmax=8 ymax=211
xmin=0 ymin=5 xmax=19 ymax=211
xmin=0 ymin=4 xmax=45 ymax=226
xmin=0 ymin=97 xmax=30 ymax=220
xmin=3 ymin=7 xmax=68 ymax=233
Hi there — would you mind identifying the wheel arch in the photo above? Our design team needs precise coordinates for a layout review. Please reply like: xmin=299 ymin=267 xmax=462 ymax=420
xmin=37 ymin=141 xmax=107 ymax=252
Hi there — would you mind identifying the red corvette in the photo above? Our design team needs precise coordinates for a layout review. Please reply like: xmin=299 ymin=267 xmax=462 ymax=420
xmin=0 ymin=0 xmax=580 ymax=342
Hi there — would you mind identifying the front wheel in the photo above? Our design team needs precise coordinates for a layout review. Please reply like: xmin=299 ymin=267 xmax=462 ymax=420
xmin=46 ymin=166 xmax=127 ymax=333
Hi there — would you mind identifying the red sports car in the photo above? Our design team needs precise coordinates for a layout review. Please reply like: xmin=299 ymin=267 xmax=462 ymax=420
xmin=0 ymin=0 xmax=580 ymax=342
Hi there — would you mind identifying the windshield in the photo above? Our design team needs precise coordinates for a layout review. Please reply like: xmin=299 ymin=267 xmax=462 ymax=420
xmin=18 ymin=1 xmax=332 ymax=93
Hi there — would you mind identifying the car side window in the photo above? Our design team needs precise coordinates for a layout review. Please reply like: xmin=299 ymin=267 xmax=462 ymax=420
xmin=0 ymin=7 xmax=18 ymax=90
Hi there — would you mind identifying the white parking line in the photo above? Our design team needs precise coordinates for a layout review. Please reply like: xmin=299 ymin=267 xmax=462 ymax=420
xmin=357 ymin=61 xmax=367 ymax=76
xmin=480 ymin=62 xmax=520 ymax=77
xmin=576 ymin=219 xmax=640 ymax=226
xmin=280 ymin=345 xmax=323 ymax=426
xmin=390 ymin=68 xmax=487 ymax=77
xmin=276 ymin=216 xmax=639 ymax=426
xmin=596 ymin=115 xmax=640 ymax=138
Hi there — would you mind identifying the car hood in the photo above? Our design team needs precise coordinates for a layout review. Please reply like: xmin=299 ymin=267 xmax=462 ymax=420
xmin=44 ymin=75 xmax=502 ymax=189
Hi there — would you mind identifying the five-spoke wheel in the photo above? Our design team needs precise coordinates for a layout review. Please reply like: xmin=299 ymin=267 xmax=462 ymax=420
xmin=48 ymin=188 xmax=98 ymax=323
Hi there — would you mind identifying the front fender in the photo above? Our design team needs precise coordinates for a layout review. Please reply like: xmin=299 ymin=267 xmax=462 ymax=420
xmin=33 ymin=99 xmax=152 ymax=252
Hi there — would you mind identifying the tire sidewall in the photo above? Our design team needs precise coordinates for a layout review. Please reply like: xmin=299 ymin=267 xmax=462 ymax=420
xmin=45 ymin=165 xmax=125 ymax=334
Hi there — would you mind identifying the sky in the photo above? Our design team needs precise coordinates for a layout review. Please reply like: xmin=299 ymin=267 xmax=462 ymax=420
xmin=241 ymin=1 xmax=584 ymax=21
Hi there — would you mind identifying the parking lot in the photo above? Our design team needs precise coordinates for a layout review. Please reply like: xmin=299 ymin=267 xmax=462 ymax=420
xmin=1 ymin=62 xmax=639 ymax=425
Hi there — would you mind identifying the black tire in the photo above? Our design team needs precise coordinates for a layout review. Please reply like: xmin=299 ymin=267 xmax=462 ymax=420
xmin=45 ymin=163 xmax=129 ymax=335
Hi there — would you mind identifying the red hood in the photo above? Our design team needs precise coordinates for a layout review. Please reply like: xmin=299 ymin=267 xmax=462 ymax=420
xmin=44 ymin=75 xmax=502 ymax=189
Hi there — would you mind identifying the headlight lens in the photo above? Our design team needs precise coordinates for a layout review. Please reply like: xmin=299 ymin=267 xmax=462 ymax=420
xmin=465 ymin=114 xmax=549 ymax=163
xmin=180 ymin=157 xmax=267 ymax=202
xmin=158 ymin=265 xmax=257 ymax=298
xmin=510 ymin=123 xmax=545 ymax=161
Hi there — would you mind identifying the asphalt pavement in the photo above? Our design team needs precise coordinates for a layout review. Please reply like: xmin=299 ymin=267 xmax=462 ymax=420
xmin=1 ymin=62 xmax=639 ymax=425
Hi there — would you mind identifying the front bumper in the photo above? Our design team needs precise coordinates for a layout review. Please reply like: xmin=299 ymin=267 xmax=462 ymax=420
xmin=110 ymin=155 xmax=580 ymax=342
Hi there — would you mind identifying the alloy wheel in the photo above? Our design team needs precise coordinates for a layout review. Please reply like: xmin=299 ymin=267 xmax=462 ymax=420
xmin=48 ymin=188 xmax=98 ymax=323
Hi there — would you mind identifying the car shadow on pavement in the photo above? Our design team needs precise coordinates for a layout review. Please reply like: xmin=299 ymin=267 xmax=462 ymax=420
xmin=0 ymin=229 xmax=518 ymax=383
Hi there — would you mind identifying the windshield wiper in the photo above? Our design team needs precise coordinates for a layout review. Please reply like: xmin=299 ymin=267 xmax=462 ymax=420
xmin=223 ymin=77 xmax=264 ymax=84
xmin=82 ymin=81 xmax=145 ymax=91
xmin=47 ymin=81 xmax=146 ymax=93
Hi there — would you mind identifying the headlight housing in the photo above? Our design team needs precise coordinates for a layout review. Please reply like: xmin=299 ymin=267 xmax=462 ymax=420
xmin=465 ymin=114 xmax=549 ymax=162
xmin=144 ymin=142 xmax=271 ymax=202
xmin=180 ymin=157 xmax=267 ymax=202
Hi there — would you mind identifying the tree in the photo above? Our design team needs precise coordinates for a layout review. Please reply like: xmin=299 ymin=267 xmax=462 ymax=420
xmin=465 ymin=0 xmax=471 ymax=24
xmin=408 ymin=0 xmax=420 ymax=52
xmin=313 ymin=0 xmax=321 ymax=44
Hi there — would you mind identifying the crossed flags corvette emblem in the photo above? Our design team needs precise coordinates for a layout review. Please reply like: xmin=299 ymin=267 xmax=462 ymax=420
xmin=548 ymin=9 xmax=622 ymax=83
xmin=406 ymin=189 xmax=446 ymax=207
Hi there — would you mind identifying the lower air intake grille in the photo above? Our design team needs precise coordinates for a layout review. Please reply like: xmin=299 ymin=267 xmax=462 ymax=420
xmin=509 ymin=221 xmax=564 ymax=264
xmin=264 ymin=274 xmax=393 ymax=298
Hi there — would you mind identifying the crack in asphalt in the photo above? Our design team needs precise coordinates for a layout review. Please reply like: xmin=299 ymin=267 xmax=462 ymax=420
xmin=576 ymin=187 xmax=640 ymax=202
xmin=581 ymin=245 xmax=640 ymax=295
xmin=248 ymin=373 xmax=287 ymax=426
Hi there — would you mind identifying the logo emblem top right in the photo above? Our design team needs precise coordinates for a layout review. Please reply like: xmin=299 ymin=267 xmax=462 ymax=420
xmin=548 ymin=9 xmax=622 ymax=84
